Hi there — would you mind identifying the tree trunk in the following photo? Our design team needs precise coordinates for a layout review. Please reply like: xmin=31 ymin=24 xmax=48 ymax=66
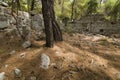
xmin=11 ymin=0 xmax=24 ymax=40
xmin=71 ymin=0 xmax=76 ymax=21
xmin=41 ymin=0 xmax=54 ymax=47
xmin=61 ymin=0 xmax=64 ymax=14
xmin=31 ymin=0 xmax=35 ymax=11
xmin=41 ymin=0 xmax=63 ymax=47
xmin=16 ymin=0 xmax=21 ymax=10
xmin=50 ymin=0 xmax=63 ymax=41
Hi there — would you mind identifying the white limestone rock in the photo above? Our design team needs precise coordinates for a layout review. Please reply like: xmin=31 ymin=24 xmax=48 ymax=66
xmin=30 ymin=76 xmax=37 ymax=80
xmin=5 ymin=64 xmax=9 ymax=68
xmin=14 ymin=68 xmax=22 ymax=77
xmin=1 ymin=2 xmax=8 ymax=7
xmin=22 ymin=41 xmax=31 ymax=48
xmin=9 ymin=50 xmax=16 ymax=55
xmin=0 ymin=72 xmax=5 ymax=80
xmin=0 ymin=21 xmax=8 ymax=29
xmin=40 ymin=53 xmax=50 ymax=69
xmin=19 ymin=53 xmax=26 ymax=58
xmin=115 ymin=73 xmax=120 ymax=80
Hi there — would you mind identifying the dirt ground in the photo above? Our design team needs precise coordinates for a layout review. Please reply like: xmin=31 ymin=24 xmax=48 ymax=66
xmin=0 ymin=32 xmax=120 ymax=80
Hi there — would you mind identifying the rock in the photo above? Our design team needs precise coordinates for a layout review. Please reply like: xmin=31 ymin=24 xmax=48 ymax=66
xmin=1 ymin=2 xmax=8 ymax=7
xmin=18 ymin=11 xmax=30 ymax=20
xmin=0 ymin=72 xmax=5 ymax=80
xmin=22 ymin=41 xmax=31 ymax=48
xmin=40 ymin=53 xmax=50 ymax=69
xmin=51 ymin=63 xmax=56 ymax=66
xmin=32 ymin=14 xmax=43 ymax=32
xmin=115 ymin=73 xmax=120 ymax=80
xmin=19 ymin=53 xmax=26 ymax=58
xmin=30 ymin=76 xmax=37 ymax=80
xmin=17 ymin=11 xmax=31 ymax=39
xmin=26 ymin=71 xmax=37 ymax=80
xmin=31 ymin=14 xmax=44 ymax=37
xmin=18 ymin=11 xmax=30 ymax=28
xmin=0 ymin=21 xmax=8 ymax=29
xmin=0 ymin=6 xmax=15 ymax=30
xmin=5 ymin=64 xmax=9 ymax=68
xmin=9 ymin=50 xmax=16 ymax=55
xmin=14 ymin=68 xmax=22 ymax=77
xmin=55 ymin=51 xmax=60 ymax=54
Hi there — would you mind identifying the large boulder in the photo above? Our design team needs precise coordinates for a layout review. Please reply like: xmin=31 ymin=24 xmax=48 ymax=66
xmin=0 ymin=6 xmax=15 ymax=29
xmin=31 ymin=14 xmax=44 ymax=34
xmin=0 ymin=20 xmax=8 ymax=29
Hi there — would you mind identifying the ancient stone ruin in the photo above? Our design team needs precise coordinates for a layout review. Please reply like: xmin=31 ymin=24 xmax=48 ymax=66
xmin=79 ymin=14 xmax=120 ymax=35
xmin=65 ymin=14 xmax=120 ymax=37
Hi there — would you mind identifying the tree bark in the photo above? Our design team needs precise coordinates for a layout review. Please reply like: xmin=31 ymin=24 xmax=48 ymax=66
xmin=71 ymin=0 xmax=76 ymax=21
xmin=41 ymin=0 xmax=63 ymax=47
xmin=50 ymin=0 xmax=63 ymax=41
xmin=31 ymin=0 xmax=35 ymax=11
xmin=61 ymin=0 xmax=64 ymax=14
xmin=41 ymin=0 xmax=54 ymax=47
xmin=16 ymin=0 xmax=21 ymax=10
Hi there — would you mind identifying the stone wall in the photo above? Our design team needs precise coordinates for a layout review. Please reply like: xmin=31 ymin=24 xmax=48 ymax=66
xmin=65 ymin=14 xmax=120 ymax=36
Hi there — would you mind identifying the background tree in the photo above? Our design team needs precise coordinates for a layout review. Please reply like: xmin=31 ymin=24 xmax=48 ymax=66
xmin=31 ymin=0 xmax=35 ymax=11
xmin=71 ymin=0 xmax=76 ymax=21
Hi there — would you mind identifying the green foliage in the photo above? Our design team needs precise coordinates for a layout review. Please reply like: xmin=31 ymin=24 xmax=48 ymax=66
xmin=110 ymin=0 xmax=120 ymax=21
xmin=73 ymin=0 xmax=88 ymax=19
xmin=104 ymin=0 xmax=120 ymax=21
xmin=1 ymin=0 xmax=120 ymax=20
xmin=55 ymin=0 xmax=72 ymax=19
xmin=55 ymin=0 xmax=88 ymax=19
xmin=86 ymin=0 xmax=98 ymax=15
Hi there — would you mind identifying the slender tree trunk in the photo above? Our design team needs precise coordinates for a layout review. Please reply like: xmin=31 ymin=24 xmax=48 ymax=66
xmin=11 ymin=0 xmax=24 ymax=40
xmin=61 ymin=0 xmax=64 ymax=14
xmin=71 ymin=0 xmax=76 ymax=21
xmin=31 ymin=0 xmax=35 ymax=11
xmin=27 ymin=0 xmax=30 ymax=12
xmin=11 ymin=0 xmax=14 ymax=15
xmin=16 ymin=0 xmax=21 ymax=10
xmin=41 ymin=0 xmax=63 ymax=47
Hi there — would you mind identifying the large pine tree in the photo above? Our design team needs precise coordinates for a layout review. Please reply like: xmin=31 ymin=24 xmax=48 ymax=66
xmin=41 ymin=0 xmax=63 ymax=47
